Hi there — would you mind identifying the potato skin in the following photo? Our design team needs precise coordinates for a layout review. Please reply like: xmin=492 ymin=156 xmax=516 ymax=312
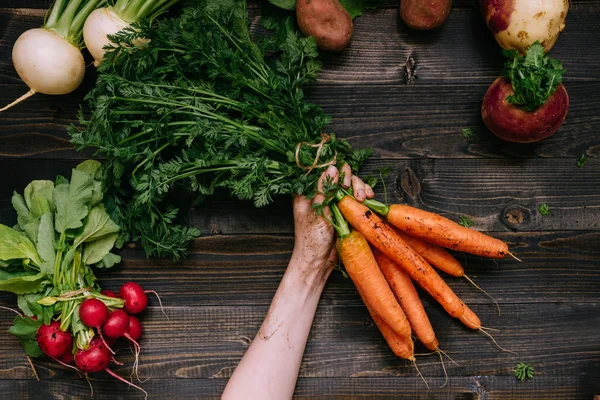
xmin=400 ymin=0 xmax=452 ymax=30
xmin=481 ymin=77 xmax=569 ymax=143
xmin=296 ymin=0 xmax=353 ymax=51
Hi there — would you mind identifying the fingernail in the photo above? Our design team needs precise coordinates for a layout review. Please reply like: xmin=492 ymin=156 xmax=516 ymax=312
xmin=326 ymin=165 xmax=337 ymax=177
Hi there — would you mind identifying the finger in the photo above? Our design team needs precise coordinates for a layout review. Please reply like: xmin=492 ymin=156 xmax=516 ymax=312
xmin=312 ymin=165 xmax=339 ymax=206
xmin=351 ymin=175 xmax=366 ymax=202
xmin=340 ymin=163 xmax=352 ymax=188
xmin=365 ymin=184 xmax=375 ymax=199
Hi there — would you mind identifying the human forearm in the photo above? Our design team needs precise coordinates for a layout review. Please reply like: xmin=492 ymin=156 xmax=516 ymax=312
xmin=222 ymin=257 xmax=332 ymax=400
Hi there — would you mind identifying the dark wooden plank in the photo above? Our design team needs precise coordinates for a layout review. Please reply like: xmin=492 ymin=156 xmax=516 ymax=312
xmin=0 ymin=304 xmax=598 ymax=393
xmin=0 ymin=230 xmax=598 ymax=309
xmin=1 ymin=375 xmax=598 ymax=400
xmin=1 ymin=158 xmax=598 ymax=234
xmin=1 ymin=8 xmax=598 ymax=159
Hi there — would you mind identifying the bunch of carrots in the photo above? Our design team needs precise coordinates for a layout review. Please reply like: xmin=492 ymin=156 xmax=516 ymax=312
xmin=326 ymin=188 xmax=516 ymax=371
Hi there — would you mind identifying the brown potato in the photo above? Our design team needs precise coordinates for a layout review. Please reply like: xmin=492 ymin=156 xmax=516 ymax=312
xmin=296 ymin=0 xmax=353 ymax=51
xmin=400 ymin=0 xmax=452 ymax=30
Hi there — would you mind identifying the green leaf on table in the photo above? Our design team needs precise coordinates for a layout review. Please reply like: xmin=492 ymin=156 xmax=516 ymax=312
xmin=0 ymin=224 xmax=42 ymax=266
xmin=458 ymin=216 xmax=474 ymax=228
xmin=537 ymin=203 xmax=549 ymax=216
xmin=36 ymin=213 xmax=56 ymax=276
xmin=0 ymin=270 xmax=49 ymax=294
xmin=8 ymin=315 xmax=44 ymax=358
xmin=73 ymin=205 xmax=120 ymax=248
xmin=83 ymin=233 xmax=119 ymax=265
xmin=54 ymin=169 xmax=94 ymax=234
xmin=576 ymin=154 xmax=589 ymax=168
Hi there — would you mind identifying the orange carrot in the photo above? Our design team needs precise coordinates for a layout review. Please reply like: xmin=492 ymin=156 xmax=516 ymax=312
xmin=337 ymin=229 xmax=412 ymax=338
xmin=365 ymin=304 xmax=414 ymax=360
xmin=396 ymin=229 xmax=500 ymax=314
xmin=373 ymin=249 xmax=439 ymax=351
xmin=394 ymin=230 xmax=464 ymax=277
xmin=458 ymin=304 xmax=481 ymax=329
xmin=386 ymin=204 xmax=508 ymax=258
xmin=337 ymin=195 xmax=479 ymax=329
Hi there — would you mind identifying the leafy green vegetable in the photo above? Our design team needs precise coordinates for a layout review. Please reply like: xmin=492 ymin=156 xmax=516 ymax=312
xmin=70 ymin=1 xmax=371 ymax=259
xmin=8 ymin=316 xmax=43 ymax=358
xmin=576 ymin=154 xmax=589 ymax=168
xmin=54 ymin=169 xmax=94 ymax=234
xmin=0 ymin=225 xmax=42 ymax=266
xmin=1 ymin=161 xmax=125 ymax=355
xmin=458 ymin=215 xmax=474 ymax=228
xmin=268 ymin=0 xmax=295 ymax=11
xmin=537 ymin=203 xmax=549 ymax=216
xmin=514 ymin=362 xmax=534 ymax=381
xmin=502 ymin=42 xmax=565 ymax=112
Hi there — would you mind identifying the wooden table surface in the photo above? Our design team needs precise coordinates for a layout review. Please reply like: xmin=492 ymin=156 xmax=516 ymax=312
xmin=1 ymin=1 xmax=599 ymax=399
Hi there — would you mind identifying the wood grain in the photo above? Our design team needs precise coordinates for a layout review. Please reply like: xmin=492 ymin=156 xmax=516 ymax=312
xmin=0 ymin=1 xmax=599 ymax=399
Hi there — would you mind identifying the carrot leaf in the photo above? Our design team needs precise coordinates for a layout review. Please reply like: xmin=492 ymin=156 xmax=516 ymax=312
xmin=514 ymin=362 xmax=534 ymax=381
xmin=458 ymin=216 xmax=473 ymax=227
xmin=537 ymin=204 xmax=549 ymax=216
xmin=461 ymin=128 xmax=473 ymax=138
xmin=576 ymin=154 xmax=590 ymax=168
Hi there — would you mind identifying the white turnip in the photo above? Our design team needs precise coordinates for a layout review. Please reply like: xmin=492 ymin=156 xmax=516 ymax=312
xmin=83 ymin=0 xmax=181 ymax=66
xmin=480 ymin=0 xmax=568 ymax=53
xmin=0 ymin=0 xmax=107 ymax=112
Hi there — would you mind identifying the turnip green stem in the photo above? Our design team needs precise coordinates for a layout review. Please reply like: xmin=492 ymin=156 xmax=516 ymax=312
xmin=43 ymin=0 xmax=107 ymax=46
xmin=115 ymin=0 xmax=180 ymax=23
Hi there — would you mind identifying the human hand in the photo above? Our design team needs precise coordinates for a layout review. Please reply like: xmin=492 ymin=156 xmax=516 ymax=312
xmin=291 ymin=164 xmax=374 ymax=272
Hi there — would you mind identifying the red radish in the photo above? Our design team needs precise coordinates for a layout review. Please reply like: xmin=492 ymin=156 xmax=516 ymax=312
xmin=119 ymin=282 xmax=148 ymax=314
xmin=102 ymin=309 xmax=130 ymax=338
xmin=36 ymin=321 xmax=73 ymax=358
xmin=128 ymin=316 xmax=143 ymax=341
xmin=120 ymin=281 xmax=167 ymax=318
xmin=79 ymin=298 xmax=115 ymax=354
xmin=100 ymin=289 xmax=118 ymax=298
xmin=75 ymin=337 xmax=148 ymax=398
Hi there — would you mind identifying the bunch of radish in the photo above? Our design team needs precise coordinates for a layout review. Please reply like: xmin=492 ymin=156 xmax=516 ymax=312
xmin=34 ymin=282 xmax=161 ymax=397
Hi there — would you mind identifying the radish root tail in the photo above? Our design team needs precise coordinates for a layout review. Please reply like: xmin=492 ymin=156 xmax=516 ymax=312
xmin=463 ymin=274 xmax=501 ymax=315
xmin=126 ymin=334 xmax=142 ymax=382
xmin=52 ymin=356 xmax=82 ymax=376
xmin=145 ymin=290 xmax=169 ymax=320
xmin=105 ymin=368 xmax=148 ymax=400
xmin=0 ymin=305 xmax=23 ymax=316
xmin=0 ymin=89 xmax=36 ymax=112
xmin=97 ymin=329 xmax=116 ymax=355
xmin=479 ymin=326 xmax=518 ymax=355
xmin=27 ymin=356 xmax=40 ymax=381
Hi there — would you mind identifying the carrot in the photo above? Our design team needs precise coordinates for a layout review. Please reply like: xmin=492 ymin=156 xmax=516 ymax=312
xmin=396 ymin=229 xmax=500 ymax=314
xmin=372 ymin=249 xmax=439 ymax=351
xmin=337 ymin=195 xmax=479 ymax=329
xmin=365 ymin=304 xmax=414 ymax=360
xmin=386 ymin=204 xmax=508 ymax=259
xmin=337 ymin=229 xmax=412 ymax=338
xmin=394 ymin=230 xmax=464 ymax=277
